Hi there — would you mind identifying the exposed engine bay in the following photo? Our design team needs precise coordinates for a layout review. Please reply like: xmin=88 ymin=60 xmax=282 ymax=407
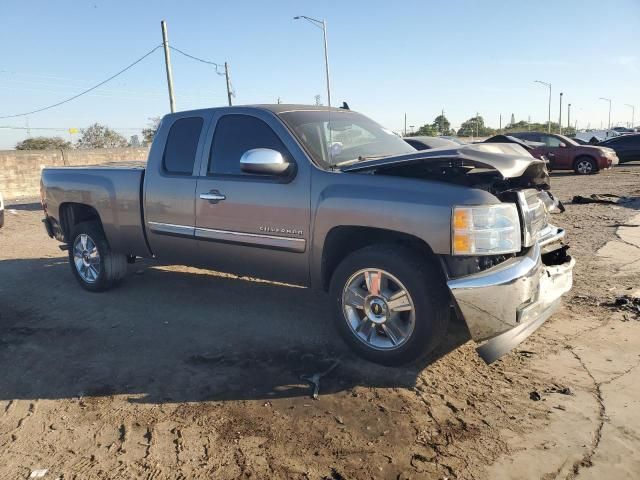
xmin=341 ymin=143 xmax=551 ymax=195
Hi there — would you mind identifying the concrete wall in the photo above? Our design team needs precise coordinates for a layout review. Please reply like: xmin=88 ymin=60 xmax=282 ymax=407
xmin=0 ymin=147 xmax=149 ymax=200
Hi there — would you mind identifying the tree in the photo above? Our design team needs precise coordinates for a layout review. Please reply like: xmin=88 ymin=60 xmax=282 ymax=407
xmin=76 ymin=123 xmax=128 ymax=149
xmin=432 ymin=114 xmax=451 ymax=135
xmin=457 ymin=115 xmax=495 ymax=137
xmin=142 ymin=117 xmax=161 ymax=146
xmin=16 ymin=136 xmax=71 ymax=150
xmin=408 ymin=123 xmax=437 ymax=136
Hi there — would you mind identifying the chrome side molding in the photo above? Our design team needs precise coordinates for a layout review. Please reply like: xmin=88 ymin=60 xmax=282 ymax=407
xmin=147 ymin=221 xmax=305 ymax=252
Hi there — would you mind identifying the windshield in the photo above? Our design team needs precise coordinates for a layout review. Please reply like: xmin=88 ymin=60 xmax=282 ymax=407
xmin=278 ymin=110 xmax=415 ymax=168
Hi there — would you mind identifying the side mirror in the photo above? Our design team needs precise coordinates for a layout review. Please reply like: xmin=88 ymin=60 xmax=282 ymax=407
xmin=559 ymin=142 xmax=566 ymax=148
xmin=240 ymin=148 xmax=290 ymax=175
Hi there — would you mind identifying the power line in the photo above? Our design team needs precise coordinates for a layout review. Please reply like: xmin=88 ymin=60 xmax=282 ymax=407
xmin=0 ymin=45 xmax=162 ymax=119
xmin=169 ymin=46 xmax=226 ymax=76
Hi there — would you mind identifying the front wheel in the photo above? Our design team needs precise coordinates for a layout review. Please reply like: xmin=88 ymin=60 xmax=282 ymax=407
xmin=68 ymin=221 xmax=127 ymax=292
xmin=574 ymin=156 xmax=597 ymax=175
xmin=329 ymin=245 xmax=449 ymax=366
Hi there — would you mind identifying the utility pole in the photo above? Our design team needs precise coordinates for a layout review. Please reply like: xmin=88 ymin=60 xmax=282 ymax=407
xmin=475 ymin=112 xmax=479 ymax=137
xmin=559 ymin=92 xmax=563 ymax=134
xmin=404 ymin=113 xmax=407 ymax=136
xmin=441 ymin=109 xmax=444 ymax=134
xmin=534 ymin=80 xmax=552 ymax=133
xmin=499 ymin=114 xmax=502 ymax=133
xmin=599 ymin=97 xmax=612 ymax=129
xmin=224 ymin=62 xmax=233 ymax=106
xmin=567 ymin=104 xmax=571 ymax=131
xmin=161 ymin=20 xmax=176 ymax=113
xmin=625 ymin=104 xmax=635 ymax=129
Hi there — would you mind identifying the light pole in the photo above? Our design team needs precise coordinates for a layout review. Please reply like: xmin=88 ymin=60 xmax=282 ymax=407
xmin=567 ymin=104 xmax=571 ymax=132
xmin=599 ymin=97 xmax=612 ymax=129
xmin=534 ymin=80 xmax=552 ymax=133
xmin=625 ymin=104 xmax=635 ymax=129
xmin=559 ymin=92 xmax=563 ymax=134
xmin=294 ymin=15 xmax=331 ymax=108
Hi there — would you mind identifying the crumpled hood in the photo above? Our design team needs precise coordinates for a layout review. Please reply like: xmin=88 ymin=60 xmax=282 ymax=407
xmin=341 ymin=143 xmax=546 ymax=179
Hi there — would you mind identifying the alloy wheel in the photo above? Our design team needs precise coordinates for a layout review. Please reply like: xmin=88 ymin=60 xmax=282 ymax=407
xmin=341 ymin=268 xmax=416 ymax=350
xmin=73 ymin=233 xmax=101 ymax=283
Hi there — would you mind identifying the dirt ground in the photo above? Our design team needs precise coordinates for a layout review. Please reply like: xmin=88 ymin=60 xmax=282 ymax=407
xmin=1 ymin=165 xmax=640 ymax=480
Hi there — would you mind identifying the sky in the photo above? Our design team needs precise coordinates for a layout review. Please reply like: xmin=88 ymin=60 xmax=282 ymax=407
xmin=1 ymin=0 xmax=639 ymax=149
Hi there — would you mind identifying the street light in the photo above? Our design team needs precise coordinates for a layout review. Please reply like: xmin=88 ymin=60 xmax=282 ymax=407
xmin=559 ymin=92 xmax=563 ymax=135
xmin=567 ymin=103 xmax=572 ymax=131
xmin=599 ymin=97 xmax=612 ymax=129
xmin=534 ymin=80 xmax=552 ymax=133
xmin=625 ymin=104 xmax=635 ymax=129
xmin=294 ymin=15 xmax=331 ymax=108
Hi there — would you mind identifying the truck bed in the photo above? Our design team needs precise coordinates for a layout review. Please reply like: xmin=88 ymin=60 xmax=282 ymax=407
xmin=41 ymin=164 xmax=151 ymax=257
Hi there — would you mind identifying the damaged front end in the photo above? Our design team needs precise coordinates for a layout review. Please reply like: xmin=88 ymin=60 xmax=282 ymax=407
xmin=344 ymin=143 xmax=575 ymax=364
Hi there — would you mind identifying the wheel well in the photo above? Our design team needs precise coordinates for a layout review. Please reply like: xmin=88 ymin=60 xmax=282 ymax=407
xmin=320 ymin=226 xmax=440 ymax=291
xmin=59 ymin=203 xmax=103 ymax=241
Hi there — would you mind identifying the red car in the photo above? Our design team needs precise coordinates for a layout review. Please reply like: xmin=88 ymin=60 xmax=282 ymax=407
xmin=509 ymin=132 xmax=619 ymax=174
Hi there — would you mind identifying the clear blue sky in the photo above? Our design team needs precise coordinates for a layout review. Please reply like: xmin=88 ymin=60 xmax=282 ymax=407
xmin=1 ymin=0 xmax=638 ymax=149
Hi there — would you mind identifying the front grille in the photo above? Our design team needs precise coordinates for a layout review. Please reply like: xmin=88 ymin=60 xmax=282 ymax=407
xmin=517 ymin=189 xmax=552 ymax=247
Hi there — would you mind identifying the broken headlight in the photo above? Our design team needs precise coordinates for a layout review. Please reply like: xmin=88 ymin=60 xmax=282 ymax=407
xmin=452 ymin=204 xmax=521 ymax=255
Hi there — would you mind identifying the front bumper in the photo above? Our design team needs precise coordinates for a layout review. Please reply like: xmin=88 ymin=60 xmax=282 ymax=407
xmin=447 ymin=227 xmax=574 ymax=364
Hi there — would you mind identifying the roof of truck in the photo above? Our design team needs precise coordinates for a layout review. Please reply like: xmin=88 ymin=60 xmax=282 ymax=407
xmin=250 ymin=104 xmax=347 ymax=114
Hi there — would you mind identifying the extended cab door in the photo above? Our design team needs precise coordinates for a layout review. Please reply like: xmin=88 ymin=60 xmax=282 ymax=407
xmin=144 ymin=112 xmax=211 ymax=263
xmin=194 ymin=108 xmax=311 ymax=285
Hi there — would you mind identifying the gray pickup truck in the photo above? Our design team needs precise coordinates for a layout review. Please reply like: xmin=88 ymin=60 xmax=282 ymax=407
xmin=41 ymin=105 xmax=575 ymax=365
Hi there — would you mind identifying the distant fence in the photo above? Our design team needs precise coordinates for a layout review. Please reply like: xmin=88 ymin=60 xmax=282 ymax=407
xmin=0 ymin=147 xmax=150 ymax=200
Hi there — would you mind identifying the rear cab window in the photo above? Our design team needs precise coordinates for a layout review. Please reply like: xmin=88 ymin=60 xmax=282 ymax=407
xmin=163 ymin=117 xmax=204 ymax=175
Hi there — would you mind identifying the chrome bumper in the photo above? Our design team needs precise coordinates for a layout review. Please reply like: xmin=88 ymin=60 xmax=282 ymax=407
xmin=447 ymin=227 xmax=574 ymax=364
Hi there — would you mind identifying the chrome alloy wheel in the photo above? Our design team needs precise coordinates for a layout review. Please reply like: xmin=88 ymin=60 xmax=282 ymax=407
xmin=73 ymin=233 xmax=101 ymax=283
xmin=576 ymin=159 xmax=593 ymax=174
xmin=341 ymin=269 xmax=416 ymax=350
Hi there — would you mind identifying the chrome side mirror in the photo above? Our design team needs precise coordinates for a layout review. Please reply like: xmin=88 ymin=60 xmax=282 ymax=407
xmin=240 ymin=148 xmax=290 ymax=175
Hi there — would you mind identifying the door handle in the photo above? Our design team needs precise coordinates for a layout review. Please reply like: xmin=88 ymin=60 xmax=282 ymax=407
xmin=199 ymin=191 xmax=226 ymax=202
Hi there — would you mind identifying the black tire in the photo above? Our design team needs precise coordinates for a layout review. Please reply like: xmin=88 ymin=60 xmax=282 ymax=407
xmin=573 ymin=156 xmax=597 ymax=175
xmin=329 ymin=245 xmax=449 ymax=366
xmin=68 ymin=221 xmax=127 ymax=292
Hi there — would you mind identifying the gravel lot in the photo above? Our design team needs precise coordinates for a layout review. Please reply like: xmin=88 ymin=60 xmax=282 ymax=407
xmin=1 ymin=165 xmax=640 ymax=479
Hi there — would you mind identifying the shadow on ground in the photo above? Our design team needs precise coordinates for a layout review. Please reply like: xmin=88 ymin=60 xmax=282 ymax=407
xmin=0 ymin=256 xmax=470 ymax=404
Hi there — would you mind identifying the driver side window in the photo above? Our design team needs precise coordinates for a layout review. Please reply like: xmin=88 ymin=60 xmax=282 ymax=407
xmin=208 ymin=114 xmax=291 ymax=176
xmin=542 ymin=135 xmax=562 ymax=147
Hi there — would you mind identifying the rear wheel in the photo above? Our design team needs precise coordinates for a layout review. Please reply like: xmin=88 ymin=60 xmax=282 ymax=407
xmin=574 ymin=156 xmax=597 ymax=175
xmin=68 ymin=221 xmax=127 ymax=292
xmin=329 ymin=245 xmax=449 ymax=365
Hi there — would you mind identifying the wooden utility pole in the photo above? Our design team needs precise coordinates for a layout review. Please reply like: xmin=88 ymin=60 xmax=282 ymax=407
xmin=161 ymin=20 xmax=176 ymax=113
xmin=224 ymin=62 xmax=233 ymax=106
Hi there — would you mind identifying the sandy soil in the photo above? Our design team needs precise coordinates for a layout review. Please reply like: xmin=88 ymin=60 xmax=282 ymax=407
xmin=1 ymin=165 xmax=640 ymax=480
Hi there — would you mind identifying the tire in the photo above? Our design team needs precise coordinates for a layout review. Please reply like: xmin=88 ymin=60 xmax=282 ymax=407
xmin=329 ymin=244 xmax=449 ymax=366
xmin=68 ymin=221 xmax=127 ymax=292
xmin=573 ymin=156 xmax=597 ymax=175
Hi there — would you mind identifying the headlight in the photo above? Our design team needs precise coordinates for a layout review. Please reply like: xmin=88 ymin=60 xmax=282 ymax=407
xmin=452 ymin=204 xmax=521 ymax=255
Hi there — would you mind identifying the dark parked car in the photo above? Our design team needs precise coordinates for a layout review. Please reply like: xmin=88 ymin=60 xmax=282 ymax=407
xmin=403 ymin=136 xmax=460 ymax=150
xmin=508 ymin=132 xmax=618 ymax=174
xmin=598 ymin=133 xmax=640 ymax=163
xmin=483 ymin=134 xmax=547 ymax=160
xmin=612 ymin=126 xmax=637 ymax=135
